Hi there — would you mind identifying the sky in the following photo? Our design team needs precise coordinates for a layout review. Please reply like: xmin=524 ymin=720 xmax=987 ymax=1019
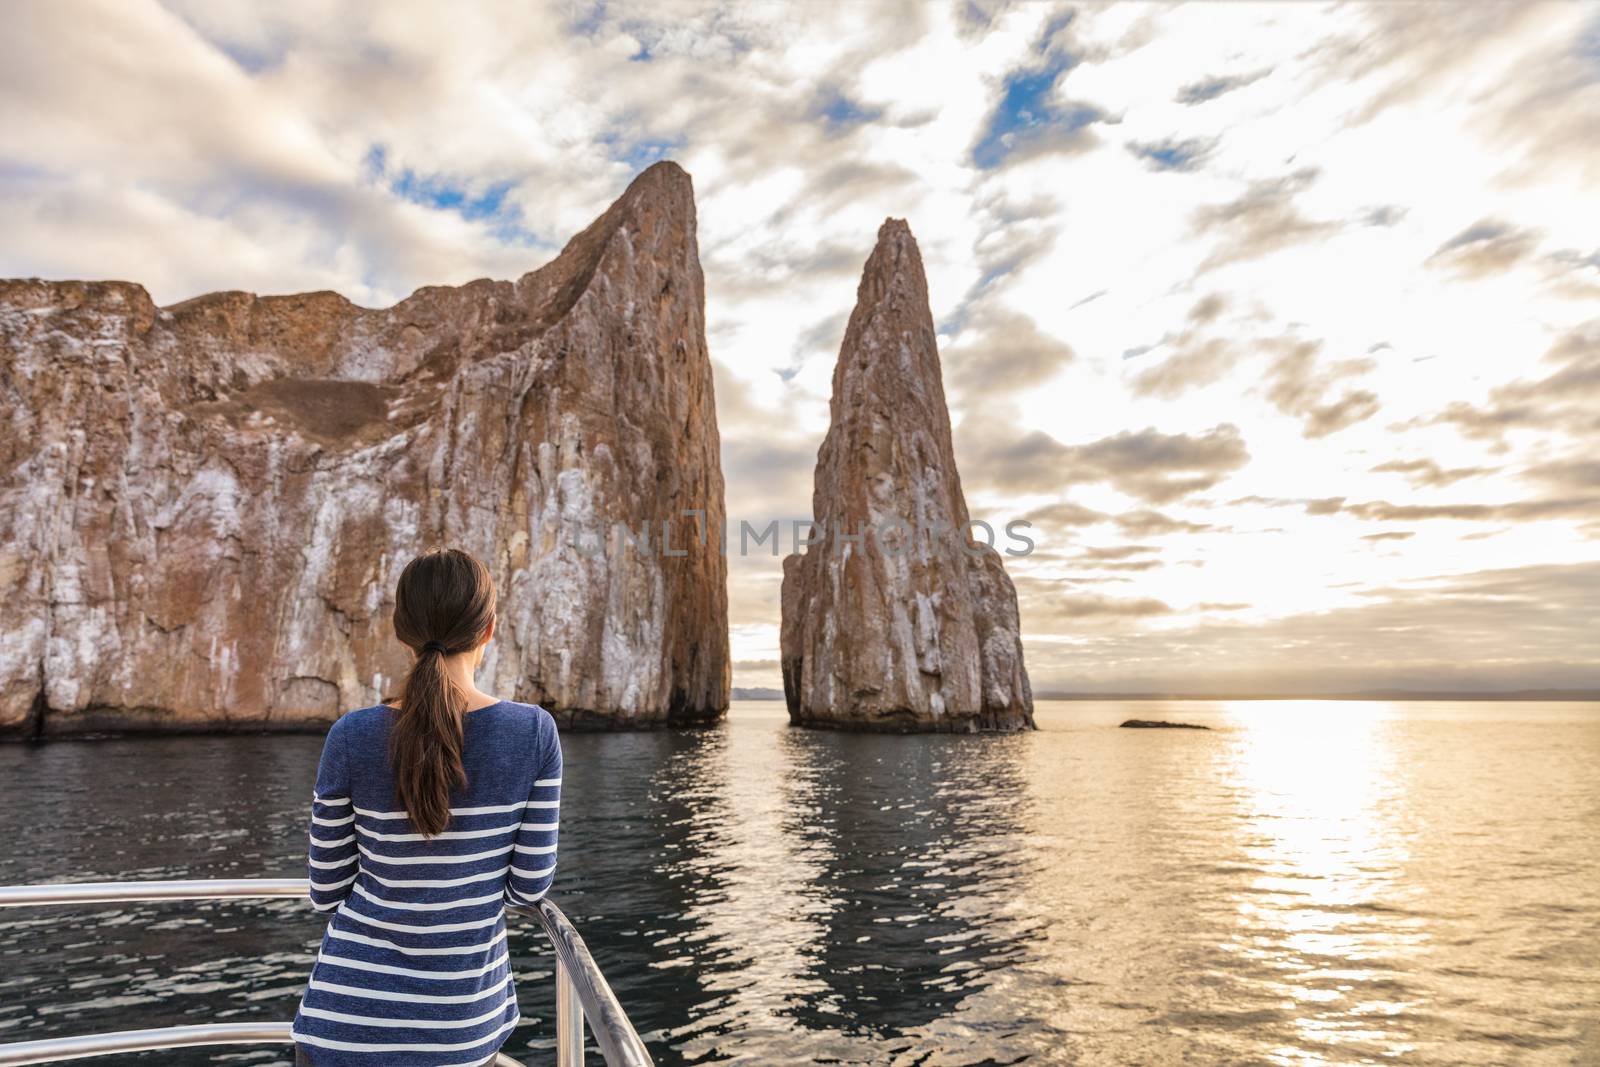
xmin=3 ymin=1 xmax=1597 ymax=695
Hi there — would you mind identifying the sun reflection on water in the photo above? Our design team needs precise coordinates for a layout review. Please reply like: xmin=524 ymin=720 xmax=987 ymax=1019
xmin=1218 ymin=700 xmax=1428 ymax=1064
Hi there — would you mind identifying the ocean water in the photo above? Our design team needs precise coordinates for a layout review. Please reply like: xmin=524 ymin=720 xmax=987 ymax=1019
xmin=0 ymin=699 xmax=1597 ymax=1066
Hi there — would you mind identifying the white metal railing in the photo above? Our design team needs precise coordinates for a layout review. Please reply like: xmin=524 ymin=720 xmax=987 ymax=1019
xmin=0 ymin=1022 xmax=532 ymax=1065
xmin=0 ymin=879 xmax=652 ymax=1067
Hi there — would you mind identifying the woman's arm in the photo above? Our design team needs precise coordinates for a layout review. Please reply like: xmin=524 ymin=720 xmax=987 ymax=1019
xmin=505 ymin=722 xmax=562 ymax=908
xmin=306 ymin=720 xmax=358 ymax=912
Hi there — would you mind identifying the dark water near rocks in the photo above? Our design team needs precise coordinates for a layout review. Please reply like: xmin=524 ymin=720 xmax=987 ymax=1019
xmin=1 ymin=700 xmax=1598 ymax=1066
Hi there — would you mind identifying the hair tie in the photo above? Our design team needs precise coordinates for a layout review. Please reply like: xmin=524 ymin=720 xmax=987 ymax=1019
xmin=421 ymin=640 xmax=449 ymax=655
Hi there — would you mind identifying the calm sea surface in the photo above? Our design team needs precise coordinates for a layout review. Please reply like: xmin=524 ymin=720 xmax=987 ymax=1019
xmin=1 ymin=700 xmax=1597 ymax=1066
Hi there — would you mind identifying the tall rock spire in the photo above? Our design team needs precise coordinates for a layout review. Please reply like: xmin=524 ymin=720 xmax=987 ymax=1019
xmin=0 ymin=160 xmax=729 ymax=734
xmin=780 ymin=219 xmax=1034 ymax=732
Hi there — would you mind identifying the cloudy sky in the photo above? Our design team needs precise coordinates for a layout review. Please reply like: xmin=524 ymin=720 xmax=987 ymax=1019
xmin=4 ymin=1 xmax=1597 ymax=694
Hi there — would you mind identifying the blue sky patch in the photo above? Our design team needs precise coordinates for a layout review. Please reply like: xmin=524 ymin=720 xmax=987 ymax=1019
xmin=972 ymin=15 xmax=1102 ymax=170
xmin=364 ymin=144 xmax=539 ymax=244
xmin=568 ymin=0 xmax=609 ymax=38
xmin=814 ymin=90 xmax=882 ymax=132
xmin=597 ymin=134 xmax=685 ymax=172
xmin=1128 ymin=137 xmax=1211 ymax=173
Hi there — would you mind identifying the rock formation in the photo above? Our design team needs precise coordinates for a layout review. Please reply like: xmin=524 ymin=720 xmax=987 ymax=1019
xmin=0 ymin=161 xmax=729 ymax=736
xmin=780 ymin=220 xmax=1034 ymax=733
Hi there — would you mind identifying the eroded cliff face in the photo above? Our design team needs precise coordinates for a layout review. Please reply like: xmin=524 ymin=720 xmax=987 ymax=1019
xmin=0 ymin=161 xmax=729 ymax=736
xmin=780 ymin=219 xmax=1033 ymax=733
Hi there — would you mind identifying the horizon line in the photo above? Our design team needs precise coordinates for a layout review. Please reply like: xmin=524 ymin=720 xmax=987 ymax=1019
xmin=728 ymin=687 xmax=1600 ymax=703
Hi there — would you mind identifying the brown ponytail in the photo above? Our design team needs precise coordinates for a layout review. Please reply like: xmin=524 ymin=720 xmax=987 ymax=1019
xmin=389 ymin=548 xmax=497 ymax=837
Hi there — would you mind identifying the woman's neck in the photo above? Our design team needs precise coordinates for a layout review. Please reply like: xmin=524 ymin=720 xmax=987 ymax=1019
xmin=441 ymin=653 xmax=499 ymax=711
xmin=383 ymin=651 xmax=501 ymax=712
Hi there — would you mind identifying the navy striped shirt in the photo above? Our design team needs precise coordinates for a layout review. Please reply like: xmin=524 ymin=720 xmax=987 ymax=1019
xmin=291 ymin=700 xmax=561 ymax=1066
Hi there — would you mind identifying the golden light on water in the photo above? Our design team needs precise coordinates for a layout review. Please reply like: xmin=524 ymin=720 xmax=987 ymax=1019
xmin=1219 ymin=701 xmax=1425 ymax=1063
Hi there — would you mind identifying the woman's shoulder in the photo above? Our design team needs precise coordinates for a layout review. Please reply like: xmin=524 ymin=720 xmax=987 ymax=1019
xmin=327 ymin=703 xmax=391 ymax=739
xmin=477 ymin=701 xmax=559 ymax=766
xmin=494 ymin=699 xmax=558 ymax=735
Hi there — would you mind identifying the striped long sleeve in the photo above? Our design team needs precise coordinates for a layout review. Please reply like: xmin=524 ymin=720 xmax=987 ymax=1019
xmin=505 ymin=733 xmax=561 ymax=908
xmin=306 ymin=719 xmax=357 ymax=912
xmin=292 ymin=700 xmax=558 ymax=1066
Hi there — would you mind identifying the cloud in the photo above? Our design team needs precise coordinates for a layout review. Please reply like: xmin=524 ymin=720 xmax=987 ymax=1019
xmin=963 ymin=424 xmax=1250 ymax=503
xmin=1023 ymin=561 xmax=1600 ymax=693
xmin=1329 ymin=3 xmax=1600 ymax=185
xmin=792 ymin=159 xmax=922 ymax=214
xmin=1369 ymin=458 xmax=1496 ymax=488
xmin=1086 ymin=560 xmax=1161 ymax=572
xmin=1187 ymin=293 xmax=1228 ymax=324
xmin=720 ymin=436 xmax=817 ymax=523
xmin=1262 ymin=339 xmax=1380 ymax=437
xmin=1126 ymin=293 xmax=1243 ymax=398
xmin=1025 ymin=591 xmax=1174 ymax=623
xmin=1175 ymin=68 xmax=1271 ymax=105
xmin=1132 ymin=336 xmax=1235 ymax=399
xmin=1072 ymin=544 xmax=1159 ymax=562
xmin=809 ymin=89 xmax=886 ymax=135
xmin=713 ymin=359 xmax=821 ymax=526
xmin=1067 ymin=424 xmax=1251 ymax=503
xmin=1322 ymin=496 xmax=1600 ymax=523
xmin=1325 ymin=3 xmax=1554 ymax=121
xmin=1020 ymin=500 xmax=1111 ymax=528
xmin=950 ymin=186 xmax=1066 ymax=328
xmin=1223 ymin=487 xmax=1599 ymax=527
xmin=1127 ymin=136 xmax=1215 ymax=173
xmin=1540 ymin=246 xmax=1600 ymax=301
xmin=1017 ymin=504 xmax=1218 ymax=540
xmin=0 ymin=4 xmax=572 ymax=306
xmin=1113 ymin=509 xmax=1215 ymax=536
xmin=1522 ymin=458 xmax=1600 ymax=492
xmin=1426 ymin=219 xmax=1541 ymax=279
xmin=1060 ymin=594 xmax=1171 ymax=616
xmin=715 ymin=237 xmax=868 ymax=302
xmin=1422 ymin=320 xmax=1600 ymax=441
xmin=1303 ymin=390 xmax=1381 ymax=437
xmin=1192 ymin=168 xmax=1339 ymax=270
xmin=945 ymin=303 xmax=1075 ymax=401
xmin=1304 ymin=496 xmax=1346 ymax=516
